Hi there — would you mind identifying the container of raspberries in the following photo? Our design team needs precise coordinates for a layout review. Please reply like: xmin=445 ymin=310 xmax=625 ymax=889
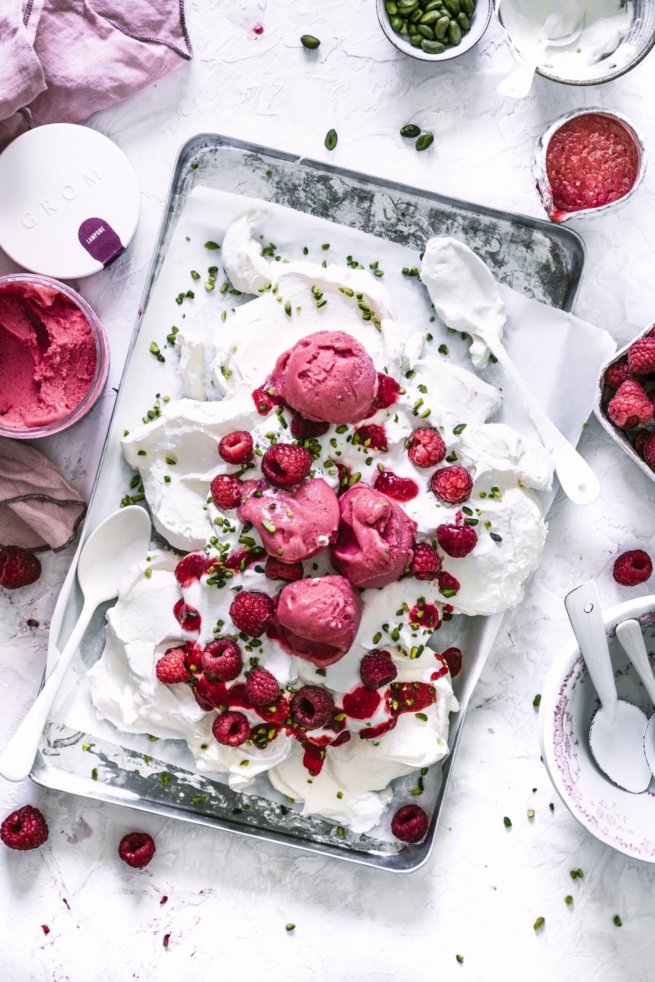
xmin=597 ymin=325 xmax=655 ymax=480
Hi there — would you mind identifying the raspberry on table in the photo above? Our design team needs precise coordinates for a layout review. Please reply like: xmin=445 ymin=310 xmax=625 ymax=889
xmin=410 ymin=542 xmax=441 ymax=580
xmin=212 ymin=710 xmax=250 ymax=747
xmin=201 ymin=639 xmax=242 ymax=681
xmin=391 ymin=804 xmax=428 ymax=843
xmin=229 ymin=591 xmax=275 ymax=637
xmin=436 ymin=523 xmax=478 ymax=558
xmin=118 ymin=831 xmax=156 ymax=868
xmin=210 ymin=473 xmax=243 ymax=510
xmin=603 ymin=357 xmax=632 ymax=390
xmin=290 ymin=413 xmax=329 ymax=439
xmin=607 ymin=380 xmax=653 ymax=429
xmin=0 ymin=805 xmax=48 ymax=851
xmin=265 ymin=556 xmax=304 ymax=582
xmin=430 ymin=466 xmax=473 ymax=505
xmin=407 ymin=428 xmax=446 ymax=468
xmin=373 ymin=469 xmax=419 ymax=501
xmin=291 ymin=685 xmax=335 ymax=728
xmin=628 ymin=336 xmax=655 ymax=376
xmin=261 ymin=443 xmax=312 ymax=488
xmin=245 ymin=666 xmax=280 ymax=706
xmin=360 ymin=650 xmax=397 ymax=690
xmin=219 ymin=430 xmax=254 ymax=465
xmin=441 ymin=646 xmax=463 ymax=678
xmin=155 ymin=647 xmax=192 ymax=684
xmin=0 ymin=547 xmax=41 ymax=590
xmin=613 ymin=549 xmax=653 ymax=587
xmin=354 ymin=424 xmax=388 ymax=451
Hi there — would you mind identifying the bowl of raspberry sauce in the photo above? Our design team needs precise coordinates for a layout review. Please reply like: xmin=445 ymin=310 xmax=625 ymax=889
xmin=534 ymin=109 xmax=645 ymax=224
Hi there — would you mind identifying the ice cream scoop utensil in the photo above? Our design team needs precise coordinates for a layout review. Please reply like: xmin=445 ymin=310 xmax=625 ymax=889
xmin=0 ymin=506 xmax=152 ymax=782
xmin=616 ymin=618 xmax=655 ymax=777
xmin=565 ymin=582 xmax=651 ymax=794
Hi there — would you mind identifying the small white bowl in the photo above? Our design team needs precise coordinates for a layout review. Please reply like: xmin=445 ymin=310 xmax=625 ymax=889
xmin=540 ymin=594 xmax=655 ymax=862
xmin=376 ymin=0 xmax=493 ymax=62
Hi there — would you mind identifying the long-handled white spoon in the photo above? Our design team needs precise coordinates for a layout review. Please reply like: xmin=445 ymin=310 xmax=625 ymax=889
xmin=496 ymin=11 xmax=583 ymax=100
xmin=0 ymin=506 xmax=152 ymax=782
xmin=421 ymin=237 xmax=600 ymax=505
xmin=565 ymin=582 xmax=651 ymax=794
xmin=616 ymin=618 xmax=655 ymax=777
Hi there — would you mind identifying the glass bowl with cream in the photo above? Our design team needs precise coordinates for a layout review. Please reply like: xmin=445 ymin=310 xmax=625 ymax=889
xmin=0 ymin=274 xmax=109 ymax=439
xmin=496 ymin=0 xmax=655 ymax=85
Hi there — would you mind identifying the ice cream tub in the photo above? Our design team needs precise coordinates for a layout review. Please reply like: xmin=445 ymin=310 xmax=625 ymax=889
xmin=0 ymin=274 xmax=109 ymax=439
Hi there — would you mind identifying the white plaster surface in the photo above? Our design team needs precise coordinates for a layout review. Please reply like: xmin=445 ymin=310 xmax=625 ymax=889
xmin=2 ymin=2 xmax=655 ymax=979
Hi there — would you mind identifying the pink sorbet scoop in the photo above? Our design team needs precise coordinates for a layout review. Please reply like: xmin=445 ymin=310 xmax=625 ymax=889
xmin=332 ymin=483 xmax=416 ymax=589
xmin=273 ymin=331 xmax=378 ymax=424
xmin=275 ymin=575 xmax=362 ymax=667
xmin=238 ymin=478 xmax=339 ymax=563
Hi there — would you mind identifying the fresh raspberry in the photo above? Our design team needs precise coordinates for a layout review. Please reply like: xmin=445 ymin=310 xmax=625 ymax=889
xmin=245 ymin=666 xmax=280 ymax=706
xmin=607 ymin=380 xmax=653 ymax=429
xmin=360 ymin=650 xmax=397 ymax=690
xmin=613 ymin=549 xmax=653 ymax=586
xmin=430 ymin=466 xmax=473 ymax=505
xmin=201 ymin=639 xmax=242 ymax=681
xmin=261 ymin=444 xmax=312 ymax=488
xmin=290 ymin=413 xmax=329 ymax=439
xmin=219 ymin=430 xmax=253 ymax=464
xmin=373 ymin=469 xmax=419 ymax=502
xmin=604 ymin=357 xmax=632 ymax=390
xmin=265 ymin=556 xmax=304 ymax=582
xmin=628 ymin=336 xmax=655 ymax=375
xmin=437 ymin=570 xmax=460 ymax=597
xmin=391 ymin=681 xmax=436 ymax=713
xmin=252 ymin=385 xmax=281 ymax=416
xmin=407 ymin=428 xmax=447 ymax=468
xmin=229 ymin=591 xmax=275 ymax=637
xmin=354 ymin=424 xmax=388 ymax=451
xmin=118 ymin=832 xmax=156 ymax=868
xmin=291 ymin=685 xmax=335 ymax=728
xmin=174 ymin=553 xmax=212 ymax=587
xmin=370 ymin=373 xmax=401 ymax=411
xmin=391 ymin=804 xmax=428 ymax=843
xmin=212 ymin=710 xmax=250 ymax=746
xmin=210 ymin=473 xmax=242 ymax=509
xmin=0 ymin=547 xmax=41 ymax=590
xmin=410 ymin=542 xmax=441 ymax=580
xmin=155 ymin=647 xmax=192 ymax=684
xmin=0 ymin=805 xmax=48 ymax=851
xmin=409 ymin=602 xmax=440 ymax=631
xmin=635 ymin=430 xmax=652 ymax=460
xmin=225 ymin=547 xmax=265 ymax=572
xmin=441 ymin=646 xmax=463 ymax=677
xmin=436 ymin=523 xmax=478 ymax=558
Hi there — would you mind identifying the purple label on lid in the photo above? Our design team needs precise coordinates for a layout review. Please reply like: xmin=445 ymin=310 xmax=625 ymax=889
xmin=78 ymin=217 xmax=124 ymax=267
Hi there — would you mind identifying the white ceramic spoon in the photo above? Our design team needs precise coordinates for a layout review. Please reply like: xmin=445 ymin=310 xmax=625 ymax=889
xmin=565 ymin=582 xmax=651 ymax=794
xmin=421 ymin=237 xmax=600 ymax=505
xmin=616 ymin=618 xmax=655 ymax=777
xmin=497 ymin=13 xmax=583 ymax=99
xmin=0 ymin=506 xmax=152 ymax=782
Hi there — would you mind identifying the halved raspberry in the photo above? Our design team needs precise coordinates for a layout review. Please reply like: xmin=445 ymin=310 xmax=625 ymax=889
xmin=436 ymin=523 xmax=478 ymax=558
xmin=410 ymin=542 xmax=441 ymax=580
xmin=441 ymin=646 xmax=463 ymax=677
xmin=370 ymin=373 xmax=401 ymax=411
xmin=210 ymin=473 xmax=242 ymax=509
xmin=245 ymin=666 xmax=280 ymax=706
xmin=252 ymin=385 xmax=280 ymax=416
xmin=354 ymin=424 xmax=388 ymax=451
xmin=201 ymin=639 xmax=242 ymax=680
xmin=0 ymin=805 xmax=48 ymax=850
xmin=219 ymin=430 xmax=253 ymax=464
xmin=265 ymin=556 xmax=304 ymax=582
xmin=174 ymin=553 xmax=212 ymax=587
xmin=391 ymin=804 xmax=428 ymax=843
xmin=360 ymin=650 xmax=397 ymax=690
xmin=373 ymin=469 xmax=419 ymax=501
xmin=607 ymin=380 xmax=653 ymax=429
xmin=604 ymin=357 xmax=632 ymax=390
xmin=261 ymin=444 xmax=312 ymax=488
xmin=430 ymin=466 xmax=473 ymax=505
xmin=212 ymin=710 xmax=250 ymax=746
xmin=229 ymin=591 xmax=275 ymax=637
xmin=290 ymin=413 xmax=329 ymax=439
xmin=408 ymin=601 xmax=440 ymax=631
xmin=628 ymin=336 xmax=655 ymax=375
xmin=118 ymin=831 xmax=156 ymax=868
xmin=155 ymin=647 xmax=192 ymax=684
xmin=613 ymin=549 xmax=653 ymax=586
xmin=407 ymin=428 xmax=446 ymax=468
xmin=0 ymin=547 xmax=41 ymax=590
xmin=291 ymin=685 xmax=334 ymax=728
xmin=437 ymin=570 xmax=460 ymax=597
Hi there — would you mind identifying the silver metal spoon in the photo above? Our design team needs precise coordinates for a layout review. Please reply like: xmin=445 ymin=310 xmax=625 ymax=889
xmin=0 ymin=505 xmax=152 ymax=782
xmin=565 ymin=581 xmax=651 ymax=794
xmin=616 ymin=618 xmax=655 ymax=777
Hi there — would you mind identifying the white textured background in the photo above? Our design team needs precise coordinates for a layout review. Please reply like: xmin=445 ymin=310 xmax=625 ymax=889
xmin=2 ymin=2 xmax=655 ymax=979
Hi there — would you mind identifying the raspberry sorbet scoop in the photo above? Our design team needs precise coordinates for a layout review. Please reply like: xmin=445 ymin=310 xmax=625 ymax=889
xmin=273 ymin=330 xmax=378 ymax=423
xmin=275 ymin=575 xmax=362 ymax=666
xmin=238 ymin=478 xmax=339 ymax=563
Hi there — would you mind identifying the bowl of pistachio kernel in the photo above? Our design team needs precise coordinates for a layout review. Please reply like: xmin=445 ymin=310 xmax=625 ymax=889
xmin=376 ymin=0 xmax=492 ymax=61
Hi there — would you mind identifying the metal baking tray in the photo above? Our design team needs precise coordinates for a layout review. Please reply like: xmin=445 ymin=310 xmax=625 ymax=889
xmin=31 ymin=134 xmax=585 ymax=872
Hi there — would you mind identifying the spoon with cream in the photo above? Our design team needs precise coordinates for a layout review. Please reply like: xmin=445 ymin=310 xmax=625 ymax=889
xmin=497 ymin=8 xmax=584 ymax=99
xmin=420 ymin=237 xmax=600 ymax=505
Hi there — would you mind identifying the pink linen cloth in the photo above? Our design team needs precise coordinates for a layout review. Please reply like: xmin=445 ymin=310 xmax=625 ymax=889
xmin=0 ymin=438 xmax=86 ymax=551
xmin=0 ymin=0 xmax=192 ymax=148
